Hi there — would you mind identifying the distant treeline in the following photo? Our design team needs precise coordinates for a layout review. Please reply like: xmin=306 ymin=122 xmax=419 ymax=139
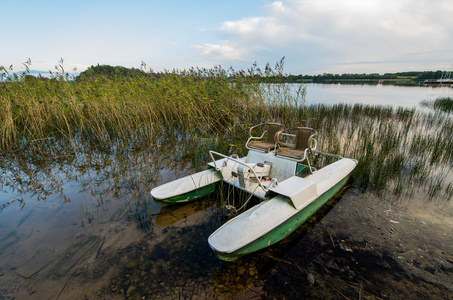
xmin=285 ymin=71 xmax=445 ymax=85
xmin=76 ymin=64 xmax=148 ymax=81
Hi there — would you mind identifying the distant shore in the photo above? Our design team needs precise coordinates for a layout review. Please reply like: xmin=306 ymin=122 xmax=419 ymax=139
xmin=284 ymin=70 xmax=451 ymax=86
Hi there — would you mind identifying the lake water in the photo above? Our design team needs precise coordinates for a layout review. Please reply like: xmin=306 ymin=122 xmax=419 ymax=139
xmin=303 ymin=83 xmax=453 ymax=107
xmin=0 ymin=84 xmax=452 ymax=299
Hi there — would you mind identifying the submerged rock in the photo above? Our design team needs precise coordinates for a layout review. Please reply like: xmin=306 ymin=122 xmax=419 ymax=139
xmin=126 ymin=285 xmax=136 ymax=295
xmin=125 ymin=259 xmax=138 ymax=269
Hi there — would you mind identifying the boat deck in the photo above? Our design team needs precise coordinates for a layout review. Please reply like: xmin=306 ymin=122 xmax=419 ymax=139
xmin=207 ymin=150 xmax=299 ymax=199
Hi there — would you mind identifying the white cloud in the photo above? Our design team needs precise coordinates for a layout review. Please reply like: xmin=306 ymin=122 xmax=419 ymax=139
xmin=192 ymin=43 xmax=246 ymax=62
xmin=192 ymin=15 xmax=290 ymax=63
xmin=193 ymin=0 xmax=453 ymax=73
xmin=220 ymin=16 xmax=289 ymax=43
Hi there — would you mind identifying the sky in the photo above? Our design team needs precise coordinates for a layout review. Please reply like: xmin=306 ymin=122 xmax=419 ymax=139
xmin=2 ymin=0 xmax=453 ymax=75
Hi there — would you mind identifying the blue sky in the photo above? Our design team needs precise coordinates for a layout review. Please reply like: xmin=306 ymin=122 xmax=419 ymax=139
xmin=2 ymin=0 xmax=453 ymax=75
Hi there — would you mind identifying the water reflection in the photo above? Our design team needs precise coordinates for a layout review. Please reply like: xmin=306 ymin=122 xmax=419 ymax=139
xmin=0 ymin=145 xmax=170 ymax=299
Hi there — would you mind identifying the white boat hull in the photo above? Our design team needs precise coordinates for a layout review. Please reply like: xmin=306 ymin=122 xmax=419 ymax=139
xmin=150 ymin=168 xmax=221 ymax=205
xmin=208 ymin=158 xmax=357 ymax=260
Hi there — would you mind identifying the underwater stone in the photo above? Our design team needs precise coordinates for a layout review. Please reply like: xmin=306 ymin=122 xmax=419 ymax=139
xmin=125 ymin=259 xmax=138 ymax=269
xmin=237 ymin=266 xmax=246 ymax=275
xmin=126 ymin=285 xmax=136 ymax=295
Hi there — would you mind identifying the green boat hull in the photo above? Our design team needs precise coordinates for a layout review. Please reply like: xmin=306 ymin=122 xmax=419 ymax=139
xmin=154 ymin=182 xmax=218 ymax=206
xmin=213 ymin=175 xmax=350 ymax=261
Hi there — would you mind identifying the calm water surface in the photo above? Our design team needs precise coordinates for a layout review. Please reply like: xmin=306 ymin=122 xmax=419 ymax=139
xmin=303 ymin=83 xmax=453 ymax=107
xmin=0 ymin=84 xmax=452 ymax=299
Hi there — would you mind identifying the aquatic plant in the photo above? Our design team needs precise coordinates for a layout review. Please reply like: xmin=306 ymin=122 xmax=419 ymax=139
xmin=420 ymin=97 xmax=453 ymax=113
xmin=303 ymin=103 xmax=453 ymax=201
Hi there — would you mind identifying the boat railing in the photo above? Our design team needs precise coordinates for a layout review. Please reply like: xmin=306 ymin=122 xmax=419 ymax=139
xmin=245 ymin=131 xmax=266 ymax=149
xmin=209 ymin=150 xmax=275 ymax=192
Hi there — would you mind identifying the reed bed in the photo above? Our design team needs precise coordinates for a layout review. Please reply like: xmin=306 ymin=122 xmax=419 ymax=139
xmin=420 ymin=97 xmax=453 ymax=114
xmin=304 ymin=103 xmax=453 ymax=200
xmin=1 ymin=62 xmax=452 ymax=203
xmin=0 ymin=66 xmax=271 ymax=154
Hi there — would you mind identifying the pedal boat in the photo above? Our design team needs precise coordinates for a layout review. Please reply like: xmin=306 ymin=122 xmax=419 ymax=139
xmin=150 ymin=123 xmax=357 ymax=261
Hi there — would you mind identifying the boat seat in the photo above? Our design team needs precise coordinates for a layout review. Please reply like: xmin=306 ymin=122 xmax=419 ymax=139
xmin=276 ymin=127 xmax=317 ymax=161
xmin=246 ymin=122 xmax=284 ymax=153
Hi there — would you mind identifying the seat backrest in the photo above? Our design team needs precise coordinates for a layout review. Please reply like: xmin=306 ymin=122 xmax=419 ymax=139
xmin=295 ymin=127 xmax=316 ymax=150
xmin=266 ymin=123 xmax=283 ymax=144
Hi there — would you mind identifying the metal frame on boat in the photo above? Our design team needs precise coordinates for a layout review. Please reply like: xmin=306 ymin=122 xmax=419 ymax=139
xmin=150 ymin=123 xmax=357 ymax=261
